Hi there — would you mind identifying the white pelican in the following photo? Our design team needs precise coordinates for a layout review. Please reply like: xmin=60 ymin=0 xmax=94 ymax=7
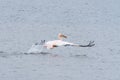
xmin=27 ymin=33 xmax=95 ymax=53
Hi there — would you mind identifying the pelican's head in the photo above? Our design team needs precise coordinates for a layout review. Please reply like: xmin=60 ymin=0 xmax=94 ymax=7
xmin=58 ymin=33 xmax=67 ymax=40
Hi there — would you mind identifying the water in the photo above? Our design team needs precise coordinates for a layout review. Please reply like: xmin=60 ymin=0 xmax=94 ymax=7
xmin=0 ymin=0 xmax=120 ymax=80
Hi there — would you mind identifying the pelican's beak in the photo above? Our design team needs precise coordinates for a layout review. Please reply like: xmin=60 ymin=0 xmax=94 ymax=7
xmin=59 ymin=33 xmax=67 ymax=38
xmin=62 ymin=35 xmax=67 ymax=38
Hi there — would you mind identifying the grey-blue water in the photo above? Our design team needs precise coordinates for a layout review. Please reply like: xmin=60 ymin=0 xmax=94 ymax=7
xmin=0 ymin=0 xmax=120 ymax=80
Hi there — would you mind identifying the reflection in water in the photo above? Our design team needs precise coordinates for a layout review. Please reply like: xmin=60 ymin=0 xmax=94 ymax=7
xmin=70 ymin=54 xmax=88 ymax=58
xmin=0 ymin=51 xmax=89 ymax=59
xmin=0 ymin=51 xmax=52 ymax=58
xmin=24 ymin=52 xmax=51 ymax=55
xmin=0 ymin=51 xmax=4 ymax=53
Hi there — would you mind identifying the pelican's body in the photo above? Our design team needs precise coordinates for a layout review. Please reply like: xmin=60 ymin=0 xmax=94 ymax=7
xmin=44 ymin=40 xmax=75 ymax=49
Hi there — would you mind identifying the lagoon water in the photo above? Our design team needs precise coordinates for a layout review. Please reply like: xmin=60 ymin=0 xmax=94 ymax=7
xmin=0 ymin=0 xmax=120 ymax=80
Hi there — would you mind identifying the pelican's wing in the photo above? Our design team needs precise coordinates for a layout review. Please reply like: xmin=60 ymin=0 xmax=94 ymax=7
xmin=78 ymin=41 xmax=95 ymax=47
xmin=63 ymin=41 xmax=95 ymax=47
xmin=27 ymin=42 xmax=45 ymax=53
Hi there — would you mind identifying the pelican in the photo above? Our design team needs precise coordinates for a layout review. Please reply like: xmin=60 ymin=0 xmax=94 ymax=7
xmin=27 ymin=33 xmax=95 ymax=53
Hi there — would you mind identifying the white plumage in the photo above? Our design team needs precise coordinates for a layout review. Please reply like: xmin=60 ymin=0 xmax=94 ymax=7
xmin=44 ymin=40 xmax=75 ymax=49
